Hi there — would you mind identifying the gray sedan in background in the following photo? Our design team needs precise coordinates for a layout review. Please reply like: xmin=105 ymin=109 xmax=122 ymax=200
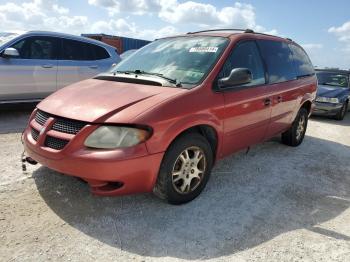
xmin=0 ymin=31 xmax=121 ymax=103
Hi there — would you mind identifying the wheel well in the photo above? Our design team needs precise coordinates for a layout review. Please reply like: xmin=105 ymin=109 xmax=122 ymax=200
xmin=174 ymin=125 xmax=218 ymax=158
xmin=301 ymin=101 xmax=312 ymax=114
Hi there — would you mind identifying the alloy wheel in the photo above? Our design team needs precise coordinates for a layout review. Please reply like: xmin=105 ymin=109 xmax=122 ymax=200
xmin=171 ymin=146 xmax=207 ymax=194
xmin=296 ymin=115 xmax=306 ymax=141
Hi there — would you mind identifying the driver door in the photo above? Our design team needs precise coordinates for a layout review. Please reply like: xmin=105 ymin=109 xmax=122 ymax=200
xmin=0 ymin=36 xmax=58 ymax=101
xmin=219 ymin=41 xmax=273 ymax=156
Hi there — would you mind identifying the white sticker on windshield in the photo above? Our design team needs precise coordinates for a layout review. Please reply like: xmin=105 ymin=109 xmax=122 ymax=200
xmin=189 ymin=47 xmax=218 ymax=53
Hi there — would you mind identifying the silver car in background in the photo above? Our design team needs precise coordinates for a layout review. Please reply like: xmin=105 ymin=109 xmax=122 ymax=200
xmin=0 ymin=31 xmax=121 ymax=103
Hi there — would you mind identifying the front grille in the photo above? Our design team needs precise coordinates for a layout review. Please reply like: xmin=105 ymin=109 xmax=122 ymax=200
xmin=35 ymin=110 xmax=50 ymax=126
xmin=33 ymin=109 xmax=87 ymax=150
xmin=52 ymin=118 xmax=86 ymax=135
xmin=35 ymin=110 xmax=86 ymax=135
xmin=31 ymin=128 xmax=39 ymax=141
xmin=45 ymin=136 xmax=69 ymax=150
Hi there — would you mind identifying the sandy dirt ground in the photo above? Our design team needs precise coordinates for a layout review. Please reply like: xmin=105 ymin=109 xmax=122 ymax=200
xmin=0 ymin=107 xmax=349 ymax=262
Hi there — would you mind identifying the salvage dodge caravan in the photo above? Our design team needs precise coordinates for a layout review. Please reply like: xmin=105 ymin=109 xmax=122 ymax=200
xmin=23 ymin=29 xmax=317 ymax=204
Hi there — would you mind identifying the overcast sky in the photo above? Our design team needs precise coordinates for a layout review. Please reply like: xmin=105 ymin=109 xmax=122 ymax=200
xmin=0 ymin=0 xmax=349 ymax=69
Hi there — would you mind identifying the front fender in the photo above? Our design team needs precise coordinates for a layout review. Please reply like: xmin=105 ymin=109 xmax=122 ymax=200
xmin=146 ymin=112 xmax=223 ymax=159
xmin=340 ymin=93 xmax=350 ymax=103
xmin=296 ymin=93 xmax=315 ymax=119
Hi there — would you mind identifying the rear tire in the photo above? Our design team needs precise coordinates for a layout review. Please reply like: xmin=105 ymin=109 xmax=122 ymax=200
xmin=334 ymin=102 xmax=348 ymax=121
xmin=281 ymin=108 xmax=308 ymax=147
xmin=153 ymin=133 xmax=213 ymax=205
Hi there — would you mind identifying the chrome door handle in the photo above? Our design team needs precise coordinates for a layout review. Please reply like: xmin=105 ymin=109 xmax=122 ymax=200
xmin=42 ymin=64 xmax=53 ymax=68
xmin=89 ymin=65 xmax=98 ymax=69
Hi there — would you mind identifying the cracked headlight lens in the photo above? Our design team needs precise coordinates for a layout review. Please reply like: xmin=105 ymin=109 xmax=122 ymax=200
xmin=84 ymin=126 xmax=150 ymax=149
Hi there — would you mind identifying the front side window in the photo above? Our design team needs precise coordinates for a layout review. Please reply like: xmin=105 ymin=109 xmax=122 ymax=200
xmin=289 ymin=44 xmax=314 ymax=77
xmin=112 ymin=36 xmax=229 ymax=87
xmin=217 ymin=41 xmax=265 ymax=87
xmin=316 ymin=72 xmax=349 ymax=88
xmin=10 ymin=36 xmax=56 ymax=60
xmin=257 ymin=40 xmax=296 ymax=84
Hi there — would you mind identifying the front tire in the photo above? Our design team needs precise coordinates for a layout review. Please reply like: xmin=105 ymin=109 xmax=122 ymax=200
xmin=334 ymin=102 xmax=348 ymax=121
xmin=281 ymin=108 xmax=308 ymax=147
xmin=153 ymin=133 xmax=213 ymax=205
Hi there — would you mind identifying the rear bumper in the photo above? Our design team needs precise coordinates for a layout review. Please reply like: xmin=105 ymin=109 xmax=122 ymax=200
xmin=312 ymin=102 xmax=343 ymax=116
xmin=23 ymin=126 xmax=164 ymax=196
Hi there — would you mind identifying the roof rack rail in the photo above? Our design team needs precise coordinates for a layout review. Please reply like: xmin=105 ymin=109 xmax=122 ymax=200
xmin=248 ymin=31 xmax=287 ymax=40
xmin=186 ymin=28 xmax=290 ymax=40
xmin=187 ymin=28 xmax=253 ymax=34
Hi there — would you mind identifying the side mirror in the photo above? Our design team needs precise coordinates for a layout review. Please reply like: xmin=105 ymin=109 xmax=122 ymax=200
xmin=2 ymin=48 xmax=19 ymax=58
xmin=218 ymin=68 xmax=252 ymax=88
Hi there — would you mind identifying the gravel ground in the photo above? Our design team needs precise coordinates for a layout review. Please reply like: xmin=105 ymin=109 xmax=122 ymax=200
xmin=0 ymin=107 xmax=349 ymax=262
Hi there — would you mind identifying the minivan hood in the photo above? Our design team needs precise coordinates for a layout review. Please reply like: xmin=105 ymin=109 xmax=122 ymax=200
xmin=316 ymin=84 xmax=349 ymax=98
xmin=37 ymin=79 xmax=184 ymax=123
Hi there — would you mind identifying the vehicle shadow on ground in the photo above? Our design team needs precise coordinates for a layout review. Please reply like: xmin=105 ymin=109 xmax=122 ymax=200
xmin=0 ymin=104 xmax=36 ymax=134
xmin=32 ymin=134 xmax=350 ymax=259
xmin=310 ymin=112 xmax=350 ymax=127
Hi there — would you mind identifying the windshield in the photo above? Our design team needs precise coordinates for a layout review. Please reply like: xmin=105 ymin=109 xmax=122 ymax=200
xmin=112 ymin=36 xmax=229 ymax=87
xmin=316 ymin=72 xmax=349 ymax=88
xmin=0 ymin=32 xmax=19 ymax=46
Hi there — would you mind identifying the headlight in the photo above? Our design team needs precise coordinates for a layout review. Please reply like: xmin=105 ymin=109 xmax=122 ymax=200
xmin=84 ymin=126 xmax=151 ymax=149
xmin=330 ymin=97 xmax=340 ymax=103
xmin=316 ymin=97 xmax=339 ymax=103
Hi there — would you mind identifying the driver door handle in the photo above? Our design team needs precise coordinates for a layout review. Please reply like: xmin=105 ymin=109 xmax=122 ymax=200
xmin=264 ymin=98 xmax=271 ymax=106
xmin=42 ymin=64 xmax=53 ymax=68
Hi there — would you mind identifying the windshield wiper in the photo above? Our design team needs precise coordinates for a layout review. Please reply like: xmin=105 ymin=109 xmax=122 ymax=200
xmin=114 ymin=70 xmax=135 ymax=75
xmin=115 ymin=70 xmax=182 ymax=87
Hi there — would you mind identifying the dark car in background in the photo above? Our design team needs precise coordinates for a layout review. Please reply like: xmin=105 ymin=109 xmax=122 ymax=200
xmin=313 ymin=69 xmax=350 ymax=120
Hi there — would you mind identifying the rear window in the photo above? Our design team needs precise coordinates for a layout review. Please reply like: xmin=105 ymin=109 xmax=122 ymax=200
xmin=289 ymin=44 xmax=315 ymax=77
xmin=60 ymin=39 xmax=110 ymax=61
xmin=257 ymin=40 xmax=296 ymax=84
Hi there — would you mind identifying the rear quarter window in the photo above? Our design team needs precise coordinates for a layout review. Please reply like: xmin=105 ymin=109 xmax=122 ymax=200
xmin=257 ymin=40 xmax=297 ymax=84
xmin=289 ymin=44 xmax=315 ymax=77
xmin=93 ymin=45 xmax=110 ymax=60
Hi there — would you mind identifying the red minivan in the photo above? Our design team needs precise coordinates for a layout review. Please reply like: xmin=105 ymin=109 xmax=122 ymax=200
xmin=23 ymin=29 xmax=317 ymax=204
